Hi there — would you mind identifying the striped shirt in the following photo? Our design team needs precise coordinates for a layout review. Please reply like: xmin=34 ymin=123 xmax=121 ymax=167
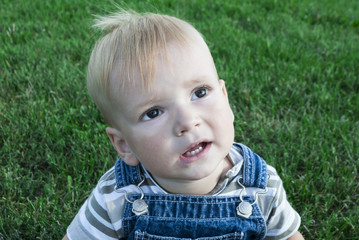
xmin=67 ymin=149 xmax=300 ymax=239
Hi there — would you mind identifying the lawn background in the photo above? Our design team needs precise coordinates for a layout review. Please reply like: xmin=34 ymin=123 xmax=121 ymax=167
xmin=1 ymin=0 xmax=358 ymax=239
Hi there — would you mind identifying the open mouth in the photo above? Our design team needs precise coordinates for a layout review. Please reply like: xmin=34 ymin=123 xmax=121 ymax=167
xmin=182 ymin=142 xmax=208 ymax=157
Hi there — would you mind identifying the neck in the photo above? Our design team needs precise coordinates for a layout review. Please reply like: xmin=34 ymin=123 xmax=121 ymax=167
xmin=155 ymin=174 xmax=219 ymax=195
xmin=152 ymin=156 xmax=233 ymax=195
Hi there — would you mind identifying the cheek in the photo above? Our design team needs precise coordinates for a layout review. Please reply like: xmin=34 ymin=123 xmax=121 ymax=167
xmin=221 ymin=96 xmax=234 ymax=123
xmin=210 ymin=100 xmax=235 ymax=138
xmin=228 ymin=106 xmax=235 ymax=123
xmin=209 ymin=97 xmax=234 ymax=122
xmin=128 ymin=127 xmax=169 ymax=158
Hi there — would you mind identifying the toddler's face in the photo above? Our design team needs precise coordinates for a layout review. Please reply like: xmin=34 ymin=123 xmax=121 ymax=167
xmin=110 ymin=37 xmax=234 ymax=193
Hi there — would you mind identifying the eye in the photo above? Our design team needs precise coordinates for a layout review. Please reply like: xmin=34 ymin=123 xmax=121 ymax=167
xmin=192 ymin=87 xmax=208 ymax=100
xmin=142 ymin=108 xmax=163 ymax=121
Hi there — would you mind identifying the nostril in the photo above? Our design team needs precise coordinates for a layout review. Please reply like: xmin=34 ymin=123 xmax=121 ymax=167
xmin=174 ymin=115 xmax=201 ymax=137
xmin=176 ymin=131 xmax=184 ymax=137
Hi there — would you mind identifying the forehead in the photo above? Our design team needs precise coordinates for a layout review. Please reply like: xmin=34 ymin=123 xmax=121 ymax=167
xmin=111 ymin=33 xmax=215 ymax=93
xmin=108 ymin=35 xmax=217 ymax=121
xmin=154 ymin=38 xmax=217 ymax=85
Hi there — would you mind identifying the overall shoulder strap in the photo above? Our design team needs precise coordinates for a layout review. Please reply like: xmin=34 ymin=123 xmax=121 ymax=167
xmin=114 ymin=158 xmax=142 ymax=188
xmin=233 ymin=143 xmax=268 ymax=189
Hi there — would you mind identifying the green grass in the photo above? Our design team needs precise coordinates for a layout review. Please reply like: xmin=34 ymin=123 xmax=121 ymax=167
xmin=1 ymin=0 xmax=358 ymax=239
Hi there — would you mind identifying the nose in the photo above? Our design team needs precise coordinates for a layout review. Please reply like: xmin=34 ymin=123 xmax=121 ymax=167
xmin=173 ymin=106 xmax=201 ymax=137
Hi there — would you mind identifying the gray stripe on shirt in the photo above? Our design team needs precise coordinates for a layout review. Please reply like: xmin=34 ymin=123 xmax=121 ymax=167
xmin=90 ymin=194 xmax=112 ymax=223
xmin=85 ymin=201 xmax=118 ymax=238
xmin=265 ymin=212 xmax=301 ymax=240
xmin=68 ymin=216 xmax=102 ymax=240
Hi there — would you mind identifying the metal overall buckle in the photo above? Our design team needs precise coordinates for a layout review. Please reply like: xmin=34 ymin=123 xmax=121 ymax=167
xmin=236 ymin=177 xmax=268 ymax=218
xmin=114 ymin=176 xmax=148 ymax=216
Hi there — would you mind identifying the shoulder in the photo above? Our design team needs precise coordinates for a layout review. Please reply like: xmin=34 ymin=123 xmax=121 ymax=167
xmin=255 ymin=163 xmax=282 ymax=217
xmin=67 ymin=166 xmax=126 ymax=239
xmin=97 ymin=166 xmax=117 ymax=194
xmin=266 ymin=164 xmax=282 ymax=191
xmin=260 ymin=164 xmax=302 ymax=239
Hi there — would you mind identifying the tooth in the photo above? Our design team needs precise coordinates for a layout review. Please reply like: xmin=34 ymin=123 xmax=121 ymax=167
xmin=184 ymin=144 xmax=205 ymax=157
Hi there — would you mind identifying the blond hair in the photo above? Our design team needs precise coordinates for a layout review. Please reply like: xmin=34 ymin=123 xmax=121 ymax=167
xmin=87 ymin=9 xmax=202 ymax=125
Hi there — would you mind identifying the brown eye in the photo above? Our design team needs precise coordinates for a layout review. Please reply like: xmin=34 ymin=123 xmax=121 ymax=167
xmin=142 ymin=108 xmax=163 ymax=121
xmin=146 ymin=109 xmax=160 ymax=118
xmin=193 ymin=88 xmax=207 ymax=99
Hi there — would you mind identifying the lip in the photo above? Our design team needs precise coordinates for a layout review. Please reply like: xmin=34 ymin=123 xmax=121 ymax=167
xmin=179 ymin=142 xmax=212 ymax=164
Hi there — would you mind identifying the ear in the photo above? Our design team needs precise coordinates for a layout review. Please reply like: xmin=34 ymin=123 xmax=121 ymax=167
xmin=219 ymin=79 xmax=229 ymax=98
xmin=106 ymin=127 xmax=140 ymax=166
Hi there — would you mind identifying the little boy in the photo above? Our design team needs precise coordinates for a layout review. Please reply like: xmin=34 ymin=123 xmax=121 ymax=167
xmin=64 ymin=9 xmax=304 ymax=240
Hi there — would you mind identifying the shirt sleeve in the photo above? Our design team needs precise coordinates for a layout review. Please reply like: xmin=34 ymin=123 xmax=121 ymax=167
xmin=67 ymin=190 xmax=119 ymax=240
xmin=67 ymin=168 xmax=124 ymax=240
xmin=263 ymin=165 xmax=301 ymax=240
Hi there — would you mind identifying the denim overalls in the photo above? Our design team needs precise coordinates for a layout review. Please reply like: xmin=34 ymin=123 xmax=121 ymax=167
xmin=115 ymin=143 xmax=268 ymax=240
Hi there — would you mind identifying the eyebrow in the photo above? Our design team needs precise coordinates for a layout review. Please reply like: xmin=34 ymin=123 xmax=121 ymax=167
xmin=183 ymin=76 xmax=214 ymax=88
xmin=131 ymin=93 xmax=161 ymax=115
xmin=183 ymin=78 xmax=203 ymax=87
xmin=132 ymin=76 xmax=214 ymax=111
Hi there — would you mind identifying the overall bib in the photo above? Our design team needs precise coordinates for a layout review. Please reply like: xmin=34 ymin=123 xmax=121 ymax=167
xmin=115 ymin=143 xmax=268 ymax=240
